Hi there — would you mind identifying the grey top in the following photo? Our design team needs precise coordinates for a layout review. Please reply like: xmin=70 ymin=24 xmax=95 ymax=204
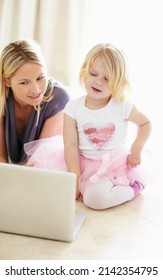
xmin=4 ymin=79 xmax=69 ymax=163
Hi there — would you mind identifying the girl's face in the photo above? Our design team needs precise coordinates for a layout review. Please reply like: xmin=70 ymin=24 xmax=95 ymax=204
xmin=84 ymin=57 xmax=111 ymax=100
xmin=8 ymin=62 xmax=48 ymax=107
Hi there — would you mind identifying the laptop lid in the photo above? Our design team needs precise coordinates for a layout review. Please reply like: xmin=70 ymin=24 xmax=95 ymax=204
xmin=0 ymin=163 xmax=85 ymax=242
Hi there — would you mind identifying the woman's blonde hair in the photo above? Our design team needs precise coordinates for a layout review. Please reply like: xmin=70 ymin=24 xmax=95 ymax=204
xmin=79 ymin=43 xmax=130 ymax=101
xmin=0 ymin=39 xmax=53 ymax=118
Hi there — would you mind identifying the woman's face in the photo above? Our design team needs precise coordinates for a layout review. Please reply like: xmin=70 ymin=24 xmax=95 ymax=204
xmin=8 ymin=62 xmax=48 ymax=107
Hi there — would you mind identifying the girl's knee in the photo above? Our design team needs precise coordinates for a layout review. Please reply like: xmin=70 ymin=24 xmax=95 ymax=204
xmin=83 ymin=183 xmax=135 ymax=210
xmin=83 ymin=179 xmax=113 ymax=210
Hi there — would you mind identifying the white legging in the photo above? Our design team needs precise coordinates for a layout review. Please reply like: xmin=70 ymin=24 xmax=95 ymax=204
xmin=83 ymin=178 xmax=135 ymax=210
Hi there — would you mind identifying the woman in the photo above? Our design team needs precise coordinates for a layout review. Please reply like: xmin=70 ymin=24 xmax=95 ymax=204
xmin=0 ymin=39 xmax=69 ymax=164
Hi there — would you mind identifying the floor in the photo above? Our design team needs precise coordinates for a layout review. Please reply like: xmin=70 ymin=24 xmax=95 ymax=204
xmin=0 ymin=163 xmax=162 ymax=260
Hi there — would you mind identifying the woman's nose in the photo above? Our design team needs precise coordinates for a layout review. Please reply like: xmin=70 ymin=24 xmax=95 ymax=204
xmin=31 ymin=83 xmax=39 ymax=93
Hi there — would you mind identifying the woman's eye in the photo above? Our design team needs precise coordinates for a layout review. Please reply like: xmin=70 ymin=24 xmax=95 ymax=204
xmin=37 ymin=76 xmax=44 ymax=81
xmin=20 ymin=81 xmax=28 ymax=85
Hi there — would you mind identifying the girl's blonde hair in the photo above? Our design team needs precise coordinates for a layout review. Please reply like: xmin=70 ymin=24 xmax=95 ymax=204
xmin=0 ymin=39 xmax=53 ymax=118
xmin=79 ymin=43 xmax=130 ymax=101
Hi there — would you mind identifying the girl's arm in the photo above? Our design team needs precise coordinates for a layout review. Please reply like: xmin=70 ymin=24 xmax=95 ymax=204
xmin=63 ymin=113 xmax=81 ymax=199
xmin=127 ymin=105 xmax=152 ymax=168
xmin=0 ymin=117 xmax=8 ymax=162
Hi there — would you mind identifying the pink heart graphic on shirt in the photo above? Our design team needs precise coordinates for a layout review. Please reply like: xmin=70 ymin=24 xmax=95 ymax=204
xmin=83 ymin=123 xmax=115 ymax=150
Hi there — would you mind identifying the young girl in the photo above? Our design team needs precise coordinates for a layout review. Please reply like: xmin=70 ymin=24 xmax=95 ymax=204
xmin=63 ymin=43 xmax=152 ymax=210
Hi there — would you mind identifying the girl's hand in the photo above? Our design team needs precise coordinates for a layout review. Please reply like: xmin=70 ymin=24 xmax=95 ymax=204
xmin=76 ymin=177 xmax=81 ymax=200
xmin=127 ymin=153 xmax=141 ymax=168
xmin=76 ymin=188 xmax=81 ymax=200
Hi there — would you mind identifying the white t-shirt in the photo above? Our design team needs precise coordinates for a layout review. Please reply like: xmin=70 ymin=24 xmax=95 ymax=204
xmin=64 ymin=96 xmax=133 ymax=159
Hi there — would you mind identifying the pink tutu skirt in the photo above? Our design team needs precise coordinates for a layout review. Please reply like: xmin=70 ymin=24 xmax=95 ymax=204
xmin=79 ymin=148 xmax=152 ymax=195
xmin=24 ymin=136 xmax=67 ymax=171
xmin=24 ymin=137 xmax=154 ymax=197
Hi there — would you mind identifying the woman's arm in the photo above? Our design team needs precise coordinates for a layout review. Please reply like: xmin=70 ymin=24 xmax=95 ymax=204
xmin=127 ymin=105 xmax=152 ymax=168
xmin=38 ymin=85 xmax=70 ymax=139
xmin=38 ymin=111 xmax=64 ymax=139
xmin=0 ymin=117 xmax=8 ymax=162
xmin=63 ymin=113 xmax=81 ymax=199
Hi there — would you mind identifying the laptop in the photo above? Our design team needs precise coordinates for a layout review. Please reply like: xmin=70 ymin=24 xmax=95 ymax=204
xmin=0 ymin=163 xmax=85 ymax=242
